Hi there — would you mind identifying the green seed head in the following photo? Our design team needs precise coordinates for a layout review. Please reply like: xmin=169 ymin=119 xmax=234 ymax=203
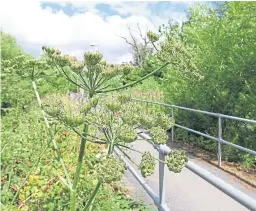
xmin=95 ymin=156 xmax=126 ymax=184
xmin=90 ymin=97 xmax=99 ymax=107
xmin=140 ymin=152 xmax=155 ymax=178
xmin=166 ymin=150 xmax=188 ymax=173
xmin=150 ymin=126 xmax=168 ymax=145
xmin=138 ymin=115 xmax=155 ymax=129
xmin=155 ymin=113 xmax=174 ymax=130
xmin=84 ymin=52 xmax=103 ymax=66
xmin=118 ymin=124 xmax=136 ymax=143
xmin=120 ymin=65 xmax=135 ymax=76
xmin=102 ymin=65 xmax=119 ymax=78
xmin=106 ymin=101 xmax=121 ymax=112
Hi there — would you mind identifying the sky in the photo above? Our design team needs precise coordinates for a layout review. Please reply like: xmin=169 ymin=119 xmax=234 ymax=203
xmin=0 ymin=1 xmax=207 ymax=64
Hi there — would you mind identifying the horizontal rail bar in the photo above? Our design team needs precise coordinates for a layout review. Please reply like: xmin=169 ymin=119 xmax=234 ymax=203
xmin=186 ymin=161 xmax=256 ymax=211
xmin=172 ymin=105 xmax=219 ymax=117
xmin=174 ymin=124 xmax=219 ymax=142
xmin=221 ymin=139 xmax=256 ymax=156
xmin=132 ymin=98 xmax=220 ymax=117
xmin=132 ymin=98 xmax=170 ymax=107
xmin=219 ymin=114 xmax=256 ymax=124
xmin=174 ymin=124 xmax=256 ymax=156
xmin=131 ymin=98 xmax=256 ymax=123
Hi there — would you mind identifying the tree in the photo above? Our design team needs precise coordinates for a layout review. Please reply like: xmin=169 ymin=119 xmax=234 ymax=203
xmin=1 ymin=32 xmax=24 ymax=60
xmin=160 ymin=2 xmax=256 ymax=164
xmin=1 ymin=33 xmax=32 ymax=111
xmin=119 ymin=24 xmax=154 ymax=66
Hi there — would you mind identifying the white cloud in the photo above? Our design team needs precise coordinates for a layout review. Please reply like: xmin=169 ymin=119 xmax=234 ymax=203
xmin=0 ymin=1 xmax=189 ymax=64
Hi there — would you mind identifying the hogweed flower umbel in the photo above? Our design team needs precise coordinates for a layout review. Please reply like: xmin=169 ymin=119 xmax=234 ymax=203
xmin=118 ymin=124 xmax=137 ymax=143
xmin=42 ymin=95 xmax=85 ymax=127
xmin=166 ymin=151 xmax=188 ymax=173
xmin=147 ymin=31 xmax=160 ymax=43
xmin=155 ymin=113 xmax=175 ymax=130
xmin=150 ymin=126 xmax=168 ymax=145
xmin=140 ymin=152 xmax=156 ymax=178
xmin=84 ymin=51 xmax=103 ymax=66
xmin=95 ymin=156 xmax=126 ymax=184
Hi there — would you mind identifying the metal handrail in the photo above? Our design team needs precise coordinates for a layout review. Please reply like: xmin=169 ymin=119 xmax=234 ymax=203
xmin=131 ymin=97 xmax=256 ymax=164
xmin=132 ymin=97 xmax=256 ymax=123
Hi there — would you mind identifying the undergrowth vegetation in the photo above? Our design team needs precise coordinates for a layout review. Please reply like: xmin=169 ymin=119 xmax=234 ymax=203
xmin=1 ymin=106 xmax=152 ymax=210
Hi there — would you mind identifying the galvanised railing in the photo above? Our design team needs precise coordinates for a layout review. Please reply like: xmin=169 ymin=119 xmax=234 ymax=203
xmin=114 ymin=97 xmax=256 ymax=211
xmin=131 ymin=98 xmax=256 ymax=167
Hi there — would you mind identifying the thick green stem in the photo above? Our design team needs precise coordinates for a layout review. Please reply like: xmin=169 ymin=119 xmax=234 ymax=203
xmin=70 ymin=190 xmax=76 ymax=211
xmin=78 ymin=71 xmax=90 ymax=90
xmin=70 ymin=123 xmax=89 ymax=211
xmin=84 ymin=128 xmax=113 ymax=211
xmin=84 ymin=181 xmax=102 ymax=211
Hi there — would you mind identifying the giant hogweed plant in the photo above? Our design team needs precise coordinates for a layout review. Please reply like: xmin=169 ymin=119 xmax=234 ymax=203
xmin=3 ymin=47 xmax=187 ymax=210
xmin=41 ymin=46 xmax=188 ymax=210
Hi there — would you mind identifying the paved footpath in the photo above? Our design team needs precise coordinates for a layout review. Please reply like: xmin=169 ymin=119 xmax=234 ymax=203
xmin=121 ymin=139 xmax=255 ymax=211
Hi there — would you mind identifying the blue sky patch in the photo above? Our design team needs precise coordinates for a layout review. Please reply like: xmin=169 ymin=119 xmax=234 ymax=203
xmin=95 ymin=3 xmax=127 ymax=17
xmin=40 ymin=2 xmax=85 ymax=16
xmin=40 ymin=1 xmax=194 ymax=18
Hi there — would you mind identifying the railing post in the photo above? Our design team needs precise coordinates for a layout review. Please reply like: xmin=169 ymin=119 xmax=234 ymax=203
xmin=159 ymin=148 xmax=169 ymax=211
xmin=171 ymin=106 xmax=174 ymax=141
xmin=218 ymin=115 xmax=222 ymax=167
